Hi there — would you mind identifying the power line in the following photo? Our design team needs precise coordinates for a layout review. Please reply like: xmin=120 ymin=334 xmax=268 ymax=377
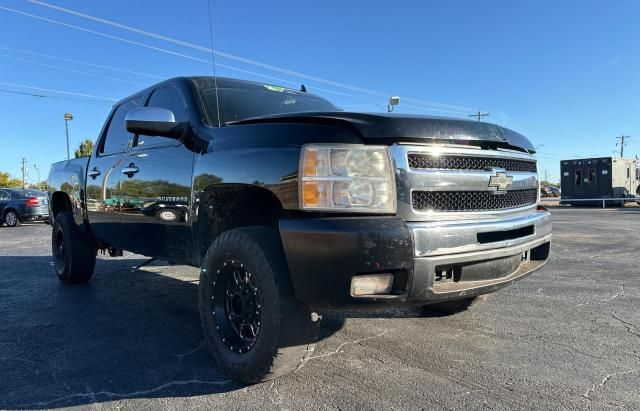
xmin=22 ymin=0 xmax=481 ymax=114
xmin=0 ymin=82 xmax=117 ymax=101
xmin=0 ymin=46 xmax=356 ymax=99
xmin=0 ymin=88 xmax=113 ymax=105
xmin=0 ymin=8 xmax=364 ymax=104
xmin=1 ymin=53 xmax=148 ymax=86
xmin=0 ymin=46 xmax=166 ymax=80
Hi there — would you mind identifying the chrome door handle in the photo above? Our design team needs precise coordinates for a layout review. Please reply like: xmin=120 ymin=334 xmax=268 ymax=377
xmin=122 ymin=166 xmax=139 ymax=176
xmin=88 ymin=168 xmax=101 ymax=179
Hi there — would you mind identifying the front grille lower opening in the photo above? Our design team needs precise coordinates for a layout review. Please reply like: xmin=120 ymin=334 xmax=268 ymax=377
xmin=477 ymin=225 xmax=535 ymax=244
xmin=412 ymin=189 xmax=538 ymax=212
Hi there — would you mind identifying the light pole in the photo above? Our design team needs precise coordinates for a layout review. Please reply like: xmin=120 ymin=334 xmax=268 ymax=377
xmin=34 ymin=164 xmax=41 ymax=190
xmin=64 ymin=112 xmax=73 ymax=160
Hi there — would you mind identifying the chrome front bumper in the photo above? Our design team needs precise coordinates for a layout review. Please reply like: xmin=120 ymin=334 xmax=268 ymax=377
xmin=406 ymin=210 xmax=552 ymax=303
xmin=410 ymin=210 xmax=552 ymax=257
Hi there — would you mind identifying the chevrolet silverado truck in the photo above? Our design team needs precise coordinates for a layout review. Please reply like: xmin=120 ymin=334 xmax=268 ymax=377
xmin=47 ymin=76 xmax=551 ymax=384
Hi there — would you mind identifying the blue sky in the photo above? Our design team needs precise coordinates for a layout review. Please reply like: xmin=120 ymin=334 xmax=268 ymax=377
xmin=1 ymin=0 xmax=638 ymax=183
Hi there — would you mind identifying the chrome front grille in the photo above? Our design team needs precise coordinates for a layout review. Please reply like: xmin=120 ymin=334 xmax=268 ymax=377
xmin=391 ymin=145 xmax=539 ymax=222
xmin=408 ymin=153 xmax=537 ymax=173
xmin=412 ymin=189 xmax=538 ymax=212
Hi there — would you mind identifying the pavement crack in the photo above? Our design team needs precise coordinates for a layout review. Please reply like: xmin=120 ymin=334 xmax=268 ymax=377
xmin=576 ymin=284 xmax=625 ymax=307
xmin=175 ymin=341 xmax=207 ymax=359
xmin=583 ymin=369 xmax=640 ymax=400
xmin=305 ymin=330 xmax=389 ymax=361
xmin=602 ymin=285 xmax=625 ymax=303
xmin=611 ymin=312 xmax=640 ymax=338
xmin=19 ymin=378 xmax=232 ymax=408
xmin=530 ymin=327 xmax=603 ymax=360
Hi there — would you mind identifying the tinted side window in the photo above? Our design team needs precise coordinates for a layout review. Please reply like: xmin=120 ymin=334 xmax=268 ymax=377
xmin=134 ymin=86 xmax=188 ymax=149
xmin=101 ymin=99 xmax=141 ymax=155
xmin=0 ymin=191 xmax=9 ymax=200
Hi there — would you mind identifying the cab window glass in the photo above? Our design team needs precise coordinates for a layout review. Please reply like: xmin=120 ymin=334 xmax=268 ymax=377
xmin=134 ymin=86 xmax=188 ymax=149
xmin=100 ymin=99 xmax=141 ymax=155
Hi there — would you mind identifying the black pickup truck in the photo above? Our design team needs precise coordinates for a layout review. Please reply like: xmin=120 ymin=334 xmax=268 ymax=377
xmin=47 ymin=76 xmax=551 ymax=384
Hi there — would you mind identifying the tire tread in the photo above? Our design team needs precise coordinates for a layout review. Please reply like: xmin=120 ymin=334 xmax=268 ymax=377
xmin=199 ymin=226 xmax=318 ymax=384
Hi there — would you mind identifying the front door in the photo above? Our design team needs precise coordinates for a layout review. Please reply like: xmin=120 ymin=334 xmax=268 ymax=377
xmin=117 ymin=85 xmax=195 ymax=263
xmin=86 ymin=97 xmax=142 ymax=248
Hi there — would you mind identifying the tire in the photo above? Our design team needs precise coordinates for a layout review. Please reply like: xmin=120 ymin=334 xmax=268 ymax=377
xmin=4 ymin=209 xmax=20 ymax=227
xmin=199 ymin=226 xmax=319 ymax=384
xmin=423 ymin=296 xmax=479 ymax=315
xmin=51 ymin=212 xmax=96 ymax=284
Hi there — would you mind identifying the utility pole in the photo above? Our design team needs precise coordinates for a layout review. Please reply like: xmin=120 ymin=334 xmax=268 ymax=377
xmin=615 ymin=135 xmax=630 ymax=158
xmin=34 ymin=164 xmax=41 ymax=190
xmin=469 ymin=111 xmax=489 ymax=121
xmin=545 ymin=169 xmax=548 ymax=182
xmin=21 ymin=158 xmax=27 ymax=189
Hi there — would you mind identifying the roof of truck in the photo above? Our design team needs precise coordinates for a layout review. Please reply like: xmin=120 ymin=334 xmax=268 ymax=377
xmin=114 ymin=76 xmax=311 ymax=106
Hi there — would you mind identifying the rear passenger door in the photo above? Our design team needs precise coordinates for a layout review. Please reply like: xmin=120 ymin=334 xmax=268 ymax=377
xmin=117 ymin=85 xmax=195 ymax=262
xmin=85 ymin=97 xmax=142 ymax=248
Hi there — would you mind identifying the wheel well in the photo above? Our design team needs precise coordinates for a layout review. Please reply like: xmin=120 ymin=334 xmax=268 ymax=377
xmin=50 ymin=191 xmax=73 ymax=217
xmin=197 ymin=185 xmax=284 ymax=258
xmin=3 ymin=207 xmax=16 ymax=216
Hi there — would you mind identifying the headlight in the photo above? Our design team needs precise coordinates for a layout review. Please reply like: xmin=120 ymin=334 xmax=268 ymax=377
xmin=299 ymin=144 xmax=396 ymax=213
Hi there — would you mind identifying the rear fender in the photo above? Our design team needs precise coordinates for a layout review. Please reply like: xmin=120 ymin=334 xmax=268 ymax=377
xmin=47 ymin=159 xmax=88 ymax=226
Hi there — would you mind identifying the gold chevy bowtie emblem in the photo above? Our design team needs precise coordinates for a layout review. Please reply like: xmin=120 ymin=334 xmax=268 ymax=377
xmin=488 ymin=172 xmax=513 ymax=191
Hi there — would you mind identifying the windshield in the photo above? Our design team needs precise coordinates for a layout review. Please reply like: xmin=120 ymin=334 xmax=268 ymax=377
xmin=194 ymin=78 xmax=340 ymax=125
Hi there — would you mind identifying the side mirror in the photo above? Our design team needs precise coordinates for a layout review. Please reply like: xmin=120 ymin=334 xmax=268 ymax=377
xmin=125 ymin=107 xmax=186 ymax=138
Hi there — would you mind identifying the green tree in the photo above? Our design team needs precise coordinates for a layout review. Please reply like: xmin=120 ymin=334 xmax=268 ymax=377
xmin=74 ymin=139 xmax=95 ymax=158
xmin=0 ymin=172 xmax=23 ymax=188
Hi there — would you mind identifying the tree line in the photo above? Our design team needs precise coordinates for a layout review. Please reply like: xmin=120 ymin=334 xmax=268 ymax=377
xmin=1 ymin=139 xmax=95 ymax=189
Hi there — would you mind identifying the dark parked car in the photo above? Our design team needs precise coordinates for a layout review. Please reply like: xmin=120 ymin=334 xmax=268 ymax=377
xmin=0 ymin=188 xmax=49 ymax=227
xmin=541 ymin=186 xmax=560 ymax=198
xmin=47 ymin=76 xmax=551 ymax=384
xmin=547 ymin=186 xmax=561 ymax=197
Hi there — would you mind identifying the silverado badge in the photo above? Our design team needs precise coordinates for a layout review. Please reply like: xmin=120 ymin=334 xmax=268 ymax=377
xmin=488 ymin=172 xmax=513 ymax=192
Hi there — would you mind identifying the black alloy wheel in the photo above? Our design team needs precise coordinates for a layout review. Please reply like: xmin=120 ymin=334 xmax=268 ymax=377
xmin=212 ymin=259 xmax=262 ymax=353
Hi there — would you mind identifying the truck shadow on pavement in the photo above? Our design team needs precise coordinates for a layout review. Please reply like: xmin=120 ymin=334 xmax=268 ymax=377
xmin=0 ymin=255 xmax=340 ymax=409
xmin=0 ymin=253 xmax=451 ymax=409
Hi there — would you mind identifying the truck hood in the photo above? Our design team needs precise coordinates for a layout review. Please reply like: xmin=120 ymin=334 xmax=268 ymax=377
xmin=229 ymin=112 xmax=535 ymax=152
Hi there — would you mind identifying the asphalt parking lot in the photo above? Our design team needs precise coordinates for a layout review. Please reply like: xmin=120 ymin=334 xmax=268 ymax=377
xmin=1 ymin=208 xmax=639 ymax=410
